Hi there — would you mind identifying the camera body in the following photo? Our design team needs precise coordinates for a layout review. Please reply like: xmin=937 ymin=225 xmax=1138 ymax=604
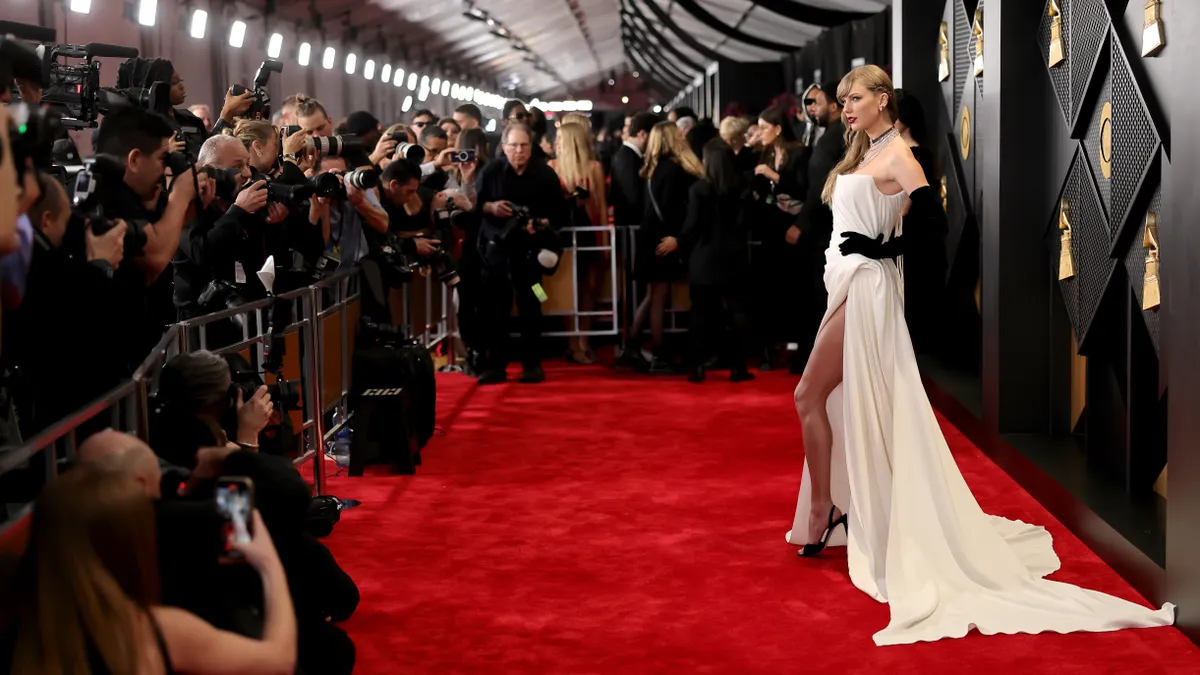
xmin=200 ymin=166 xmax=242 ymax=202
xmin=229 ymin=59 xmax=283 ymax=120
xmin=226 ymin=353 xmax=301 ymax=413
xmin=69 ymin=154 xmax=151 ymax=255
xmin=38 ymin=42 xmax=139 ymax=128
xmin=450 ymin=149 xmax=476 ymax=164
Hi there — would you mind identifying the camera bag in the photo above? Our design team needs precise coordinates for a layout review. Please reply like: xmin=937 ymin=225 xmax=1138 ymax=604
xmin=348 ymin=343 xmax=421 ymax=475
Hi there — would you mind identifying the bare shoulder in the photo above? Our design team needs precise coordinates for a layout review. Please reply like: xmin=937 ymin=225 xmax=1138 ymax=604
xmin=884 ymin=138 xmax=928 ymax=192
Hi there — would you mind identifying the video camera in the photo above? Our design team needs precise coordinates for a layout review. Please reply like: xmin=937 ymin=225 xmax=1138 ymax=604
xmin=70 ymin=154 xmax=151 ymax=255
xmin=36 ymin=42 xmax=140 ymax=128
xmin=228 ymin=59 xmax=283 ymax=121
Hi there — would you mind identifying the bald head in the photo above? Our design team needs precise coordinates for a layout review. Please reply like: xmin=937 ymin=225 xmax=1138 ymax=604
xmin=78 ymin=430 xmax=163 ymax=498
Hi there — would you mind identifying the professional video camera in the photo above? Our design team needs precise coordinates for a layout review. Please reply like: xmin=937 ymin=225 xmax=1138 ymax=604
xmin=228 ymin=59 xmax=283 ymax=120
xmin=36 ymin=42 xmax=140 ymax=128
xmin=70 ymin=154 xmax=151 ymax=254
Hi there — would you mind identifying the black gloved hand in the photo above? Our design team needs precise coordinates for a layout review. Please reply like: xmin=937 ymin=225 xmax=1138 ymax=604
xmin=840 ymin=231 xmax=906 ymax=260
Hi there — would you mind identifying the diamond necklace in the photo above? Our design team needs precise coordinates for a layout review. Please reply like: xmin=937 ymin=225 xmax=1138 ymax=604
xmin=859 ymin=125 xmax=899 ymax=169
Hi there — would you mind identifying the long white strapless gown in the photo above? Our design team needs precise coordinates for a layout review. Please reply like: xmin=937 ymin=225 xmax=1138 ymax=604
xmin=785 ymin=173 xmax=1175 ymax=646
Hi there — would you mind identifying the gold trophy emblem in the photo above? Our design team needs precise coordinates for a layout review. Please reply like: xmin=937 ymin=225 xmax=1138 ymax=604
xmin=1099 ymin=101 xmax=1112 ymax=179
xmin=938 ymin=22 xmax=950 ymax=82
xmin=1049 ymin=0 xmax=1066 ymax=68
xmin=1143 ymin=212 xmax=1160 ymax=310
xmin=973 ymin=8 xmax=984 ymax=77
xmin=1142 ymin=0 xmax=1165 ymax=57
xmin=960 ymin=106 xmax=971 ymax=160
xmin=1058 ymin=198 xmax=1075 ymax=280
xmin=940 ymin=175 xmax=948 ymax=211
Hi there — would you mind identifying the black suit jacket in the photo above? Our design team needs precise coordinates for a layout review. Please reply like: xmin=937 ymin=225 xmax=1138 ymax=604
xmin=796 ymin=118 xmax=846 ymax=237
xmin=678 ymin=181 xmax=749 ymax=287
xmin=609 ymin=144 xmax=644 ymax=226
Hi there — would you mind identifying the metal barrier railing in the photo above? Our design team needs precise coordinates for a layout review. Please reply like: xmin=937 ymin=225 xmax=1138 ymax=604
xmin=539 ymin=225 xmax=620 ymax=338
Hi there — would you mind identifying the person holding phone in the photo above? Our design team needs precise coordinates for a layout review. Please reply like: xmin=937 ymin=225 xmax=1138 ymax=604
xmin=8 ymin=467 xmax=297 ymax=674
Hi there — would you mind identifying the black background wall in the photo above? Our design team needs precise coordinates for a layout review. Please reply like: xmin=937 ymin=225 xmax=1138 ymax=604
xmin=902 ymin=0 xmax=1193 ymax=638
xmin=782 ymin=8 xmax=891 ymax=95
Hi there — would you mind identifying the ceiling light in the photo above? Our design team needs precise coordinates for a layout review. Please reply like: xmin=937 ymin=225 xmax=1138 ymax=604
xmin=485 ymin=119 xmax=497 ymax=132
xmin=632 ymin=71 xmax=640 ymax=78
xmin=608 ymin=78 xmax=615 ymax=86
xmin=466 ymin=87 xmax=474 ymax=99
xmin=395 ymin=69 xmax=405 ymax=87
xmin=69 ymin=0 xmax=91 ymax=14
xmin=420 ymin=75 xmax=430 ymax=89
xmin=136 ymin=0 xmax=156 ymax=27
xmin=578 ymin=100 xmax=594 ymax=111
xmin=621 ymin=95 xmax=629 ymax=104
xmin=407 ymin=73 xmax=418 ymax=90
xmin=441 ymin=80 xmax=450 ymax=96
xmin=364 ymin=59 xmax=375 ymax=80
xmin=418 ymin=86 xmax=430 ymax=102
xmin=653 ymin=104 xmax=662 ymax=113
xmin=298 ymin=42 xmax=311 ymax=66
xmin=345 ymin=53 xmax=357 ymax=75
xmin=322 ymin=47 xmax=336 ymax=70
xmin=229 ymin=21 xmax=247 ymax=48
xmin=402 ymin=95 xmax=413 ymax=112
xmin=189 ymin=9 xmax=206 ymax=38
xmin=267 ymin=33 xmax=283 ymax=59
xmin=431 ymin=77 xmax=441 ymax=92
xmin=381 ymin=64 xmax=392 ymax=83
xmin=451 ymin=83 xmax=460 ymax=98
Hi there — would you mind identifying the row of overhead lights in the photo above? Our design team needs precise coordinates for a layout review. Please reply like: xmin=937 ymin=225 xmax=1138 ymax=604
xmin=526 ymin=98 xmax=594 ymax=113
xmin=66 ymin=0 xmax=509 ymax=110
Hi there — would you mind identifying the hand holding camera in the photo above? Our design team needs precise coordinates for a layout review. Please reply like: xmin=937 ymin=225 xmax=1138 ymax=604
xmin=281 ymin=130 xmax=310 ymax=158
xmin=370 ymin=135 xmax=399 ymax=166
xmin=221 ymin=88 xmax=256 ymax=123
xmin=85 ymin=218 xmax=127 ymax=270
xmin=167 ymin=166 xmax=199 ymax=204
xmin=265 ymin=202 xmax=289 ymax=224
xmin=485 ymin=200 xmax=515 ymax=219
xmin=414 ymin=236 xmax=442 ymax=257
xmin=236 ymin=384 xmax=274 ymax=445
xmin=433 ymin=147 xmax=456 ymax=170
xmin=235 ymin=180 xmax=268 ymax=213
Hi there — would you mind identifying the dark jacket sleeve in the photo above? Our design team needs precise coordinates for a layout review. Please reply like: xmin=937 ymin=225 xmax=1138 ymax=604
xmin=179 ymin=206 xmax=248 ymax=272
xmin=775 ymin=149 xmax=807 ymax=199
xmin=677 ymin=182 xmax=704 ymax=252
xmin=796 ymin=130 xmax=843 ymax=235
xmin=665 ymin=168 xmax=697 ymax=238
xmin=541 ymin=167 xmax=570 ymax=230
xmin=611 ymin=148 xmax=643 ymax=224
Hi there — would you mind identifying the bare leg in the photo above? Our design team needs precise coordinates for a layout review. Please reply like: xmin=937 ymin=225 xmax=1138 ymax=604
xmin=793 ymin=302 xmax=846 ymax=544
xmin=649 ymin=282 xmax=669 ymax=352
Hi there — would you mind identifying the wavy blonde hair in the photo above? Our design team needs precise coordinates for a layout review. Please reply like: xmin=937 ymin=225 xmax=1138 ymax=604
xmin=553 ymin=122 xmax=596 ymax=191
xmin=559 ymin=113 xmax=592 ymax=134
xmin=640 ymin=121 xmax=704 ymax=180
xmin=821 ymin=65 xmax=900 ymax=204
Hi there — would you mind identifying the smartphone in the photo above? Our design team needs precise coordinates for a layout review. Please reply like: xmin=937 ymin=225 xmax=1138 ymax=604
xmin=215 ymin=476 xmax=255 ymax=556
xmin=450 ymin=149 xmax=477 ymax=163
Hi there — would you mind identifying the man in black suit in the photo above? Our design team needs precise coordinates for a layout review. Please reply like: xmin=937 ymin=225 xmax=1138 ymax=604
xmin=786 ymin=81 xmax=844 ymax=373
xmin=610 ymin=112 xmax=658 ymax=228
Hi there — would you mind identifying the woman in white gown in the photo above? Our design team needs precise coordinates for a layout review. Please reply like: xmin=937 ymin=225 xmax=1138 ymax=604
xmin=785 ymin=65 xmax=1174 ymax=646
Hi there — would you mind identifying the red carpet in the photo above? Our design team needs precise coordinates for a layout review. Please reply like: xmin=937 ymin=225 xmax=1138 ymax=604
xmin=324 ymin=364 xmax=1200 ymax=674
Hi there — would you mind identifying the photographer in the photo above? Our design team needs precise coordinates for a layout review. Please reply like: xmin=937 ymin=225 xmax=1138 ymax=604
xmin=474 ymin=123 xmax=567 ymax=384
xmin=418 ymin=124 xmax=455 ymax=187
xmin=318 ymin=155 xmax=372 ymax=266
xmin=3 ymin=173 xmax=126 ymax=437
xmin=116 ymin=58 xmax=209 ymax=157
xmin=343 ymin=110 xmax=399 ymax=169
xmin=91 ymin=106 xmax=212 ymax=367
xmin=172 ymin=134 xmax=289 ymax=322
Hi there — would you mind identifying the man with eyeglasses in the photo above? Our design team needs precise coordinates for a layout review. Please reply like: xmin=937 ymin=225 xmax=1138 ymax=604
xmin=474 ymin=124 xmax=568 ymax=385
xmin=493 ymin=99 xmax=530 ymax=159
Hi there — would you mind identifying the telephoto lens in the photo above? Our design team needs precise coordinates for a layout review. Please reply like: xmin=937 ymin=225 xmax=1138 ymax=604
xmin=393 ymin=142 xmax=424 ymax=163
xmin=308 ymin=172 xmax=343 ymax=199
xmin=265 ymin=180 xmax=317 ymax=206
xmin=306 ymin=134 xmax=361 ymax=157
xmin=343 ymin=168 xmax=379 ymax=190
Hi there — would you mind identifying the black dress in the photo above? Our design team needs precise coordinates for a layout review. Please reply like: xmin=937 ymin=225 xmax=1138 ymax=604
xmin=635 ymin=158 xmax=697 ymax=283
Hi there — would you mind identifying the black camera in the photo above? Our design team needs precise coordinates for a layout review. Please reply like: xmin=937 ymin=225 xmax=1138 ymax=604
xmin=570 ymin=185 xmax=590 ymax=201
xmin=227 ymin=353 xmax=301 ymax=413
xmin=229 ymin=59 xmax=283 ymax=120
xmin=306 ymin=134 xmax=361 ymax=157
xmin=435 ymin=195 xmax=471 ymax=231
xmin=393 ymin=141 xmax=424 ymax=163
xmin=69 ymin=154 xmax=151 ymax=255
xmin=287 ymin=249 xmax=340 ymax=282
xmin=196 ymin=279 xmax=249 ymax=329
xmin=37 ymin=42 xmax=139 ymax=128
xmin=264 ymin=179 xmax=316 ymax=207
xmin=497 ymin=204 xmax=534 ymax=243
xmin=199 ymin=166 xmax=242 ymax=202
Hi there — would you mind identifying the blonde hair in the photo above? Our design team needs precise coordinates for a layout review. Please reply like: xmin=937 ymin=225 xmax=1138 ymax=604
xmin=225 ymin=118 xmax=275 ymax=151
xmin=719 ymin=116 xmax=749 ymax=144
xmin=559 ymin=113 xmax=592 ymax=134
xmin=821 ymin=65 xmax=899 ymax=204
xmin=640 ymin=121 xmax=704 ymax=180
xmin=553 ymin=122 xmax=596 ymax=192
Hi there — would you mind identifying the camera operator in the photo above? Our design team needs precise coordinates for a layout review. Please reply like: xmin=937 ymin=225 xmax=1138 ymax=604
xmin=474 ymin=123 xmax=567 ymax=384
xmin=2 ymin=173 xmax=127 ymax=437
xmin=92 ymin=106 xmax=213 ymax=368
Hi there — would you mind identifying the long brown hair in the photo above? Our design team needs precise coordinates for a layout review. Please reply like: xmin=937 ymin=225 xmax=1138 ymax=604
xmin=821 ymin=65 xmax=900 ymax=204
xmin=12 ymin=467 xmax=162 ymax=675
xmin=640 ymin=121 xmax=704 ymax=180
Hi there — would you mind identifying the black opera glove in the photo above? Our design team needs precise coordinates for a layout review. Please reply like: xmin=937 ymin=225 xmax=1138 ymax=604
xmin=839 ymin=231 xmax=906 ymax=260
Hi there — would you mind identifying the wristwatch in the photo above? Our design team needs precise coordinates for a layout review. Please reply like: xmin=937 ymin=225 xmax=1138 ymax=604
xmin=283 ymin=153 xmax=299 ymax=163
xmin=91 ymin=259 xmax=114 ymax=279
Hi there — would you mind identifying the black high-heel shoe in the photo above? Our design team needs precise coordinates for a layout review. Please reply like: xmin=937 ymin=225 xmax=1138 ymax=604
xmin=798 ymin=506 xmax=848 ymax=558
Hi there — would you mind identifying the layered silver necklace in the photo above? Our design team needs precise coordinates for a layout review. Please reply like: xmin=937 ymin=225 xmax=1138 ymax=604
xmin=859 ymin=125 xmax=899 ymax=169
